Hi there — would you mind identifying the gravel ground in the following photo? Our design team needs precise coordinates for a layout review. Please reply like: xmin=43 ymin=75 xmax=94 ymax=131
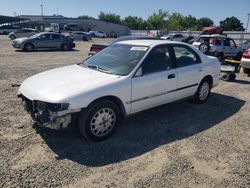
xmin=0 ymin=35 xmax=249 ymax=188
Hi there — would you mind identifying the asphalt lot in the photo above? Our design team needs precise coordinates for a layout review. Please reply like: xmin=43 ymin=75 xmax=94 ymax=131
xmin=0 ymin=35 xmax=249 ymax=188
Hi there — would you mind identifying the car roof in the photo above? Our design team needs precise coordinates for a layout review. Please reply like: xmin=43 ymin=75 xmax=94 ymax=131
xmin=200 ymin=34 xmax=226 ymax=38
xmin=117 ymin=39 xmax=184 ymax=47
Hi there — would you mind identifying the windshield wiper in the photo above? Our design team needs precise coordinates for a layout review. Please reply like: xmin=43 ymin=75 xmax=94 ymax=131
xmin=86 ymin=65 xmax=112 ymax=74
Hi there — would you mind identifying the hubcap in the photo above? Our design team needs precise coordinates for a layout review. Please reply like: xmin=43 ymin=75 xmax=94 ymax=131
xmin=200 ymin=44 xmax=207 ymax=52
xmin=199 ymin=82 xmax=210 ymax=101
xmin=90 ymin=108 xmax=116 ymax=137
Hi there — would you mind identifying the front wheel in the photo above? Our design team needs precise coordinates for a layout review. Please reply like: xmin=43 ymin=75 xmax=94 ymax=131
xmin=24 ymin=43 xmax=34 ymax=51
xmin=193 ymin=79 xmax=211 ymax=104
xmin=78 ymin=100 xmax=121 ymax=142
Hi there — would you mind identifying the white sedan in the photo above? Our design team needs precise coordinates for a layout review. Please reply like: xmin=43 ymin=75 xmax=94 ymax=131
xmin=18 ymin=40 xmax=221 ymax=141
xmin=241 ymin=48 xmax=250 ymax=74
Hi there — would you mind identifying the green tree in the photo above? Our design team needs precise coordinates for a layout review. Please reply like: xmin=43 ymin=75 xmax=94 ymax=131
xmin=147 ymin=9 xmax=169 ymax=29
xmin=197 ymin=17 xmax=214 ymax=30
xmin=220 ymin=16 xmax=244 ymax=31
xmin=122 ymin=16 xmax=146 ymax=30
xmin=167 ymin=12 xmax=184 ymax=31
xmin=182 ymin=15 xmax=197 ymax=30
xmin=78 ymin=15 xmax=94 ymax=19
xmin=98 ymin=11 xmax=121 ymax=24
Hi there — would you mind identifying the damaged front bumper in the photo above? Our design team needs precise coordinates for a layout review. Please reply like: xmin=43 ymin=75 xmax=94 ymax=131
xmin=20 ymin=95 xmax=80 ymax=130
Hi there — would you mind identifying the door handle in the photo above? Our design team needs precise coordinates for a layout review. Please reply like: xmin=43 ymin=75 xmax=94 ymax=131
xmin=168 ymin=74 xmax=176 ymax=79
xmin=199 ymin=68 xmax=203 ymax=72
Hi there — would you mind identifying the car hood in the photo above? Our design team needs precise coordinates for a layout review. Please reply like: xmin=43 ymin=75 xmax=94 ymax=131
xmin=19 ymin=64 xmax=120 ymax=102
xmin=13 ymin=37 xmax=28 ymax=43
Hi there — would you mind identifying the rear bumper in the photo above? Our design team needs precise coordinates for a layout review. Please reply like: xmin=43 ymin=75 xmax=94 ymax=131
xmin=240 ymin=60 xmax=250 ymax=69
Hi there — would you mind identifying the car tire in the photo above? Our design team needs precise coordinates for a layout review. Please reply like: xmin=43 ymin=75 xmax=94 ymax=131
xmin=61 ymin=43 xmax=71 ymax=51
xmin=243 ymin=68 xmax=250 ymax=74
xmin=10 ymin=35 xmax=16 ymax=40
xmin=217 ymin=53 xmax=224 ymax=62
xmin=235 ymin=52 xmax=242 ymax=61
xmin=193 ymin=79 xmax=211 ymax=104
xmin=78 ymin=100 xmax=121 ymax=142
xmin=24 ymin=43 xmax=34 ymax=52
xmin=199 ymin=43 xmax=210 ymax=54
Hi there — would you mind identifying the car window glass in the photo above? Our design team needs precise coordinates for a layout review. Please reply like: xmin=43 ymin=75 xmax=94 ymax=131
xmin=51 ymin=34 xmax=61 ymax=39
xmin=229 ymin=39 xmax=235 ymax=47
xmin=224 ymin=39 xmax=230 ymax=46
xmin=142 ymin=46 xmax=173 ymax=75
xmin=39 ymin=34 xmax=50 ymax=40
xmin=174 ymin=46 xmax=199 ymax=67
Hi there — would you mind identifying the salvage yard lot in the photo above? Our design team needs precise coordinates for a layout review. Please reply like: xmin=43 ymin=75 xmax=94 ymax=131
xmin=0 ymin=35 xmax=249 ymax=187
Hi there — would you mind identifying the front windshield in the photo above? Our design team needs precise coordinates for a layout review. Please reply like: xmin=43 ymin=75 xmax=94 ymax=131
xmin=29 ymin=33 xmax=41 ymax=38
xmin=80 ymin=44 xmax=148 ymax=76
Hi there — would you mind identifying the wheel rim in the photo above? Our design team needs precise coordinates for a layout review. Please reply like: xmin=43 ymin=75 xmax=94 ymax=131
xmin=27 ymin=44 xmax=33 ymax=51
xmin=200 ymin=44 xmax=207 ymax=52
xmin=63 ymin=44 xmax=68 ymax=50
xmin=90 ymin=108 xmax=116 ymax=137
xmin=199 ymin=82 xmax=210 ymax=101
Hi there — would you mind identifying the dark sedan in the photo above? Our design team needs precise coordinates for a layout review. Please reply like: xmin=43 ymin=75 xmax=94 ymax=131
xmin=12 ymin=32 xmax=75 ymax=51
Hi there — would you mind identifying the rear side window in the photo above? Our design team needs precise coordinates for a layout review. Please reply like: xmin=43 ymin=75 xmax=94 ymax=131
xmin=51 ymin=34 xmax=61 ymax=39
xmin=173 ymin=45 xmax=201 ymax=67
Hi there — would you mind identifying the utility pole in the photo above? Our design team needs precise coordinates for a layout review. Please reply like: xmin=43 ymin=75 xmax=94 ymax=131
xmin=246 ymin=13 xmax=250 ymax=32
xmin=41 ymin=1 xmax=44 ymax=17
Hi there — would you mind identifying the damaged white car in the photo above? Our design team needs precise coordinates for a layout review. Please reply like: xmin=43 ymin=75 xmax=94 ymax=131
xmin=18 ymin=40 xmax=220 ymax=141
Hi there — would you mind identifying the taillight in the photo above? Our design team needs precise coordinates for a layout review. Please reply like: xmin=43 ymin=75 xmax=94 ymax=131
xmin=90 ymin=47 xmax=102 ymax=53
xmin=242 ymin=49 xmax=250 ymax=59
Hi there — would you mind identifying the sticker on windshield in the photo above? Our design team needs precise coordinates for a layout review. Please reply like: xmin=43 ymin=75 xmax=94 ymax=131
xmin=130 ymin=47 xmax=148 ymax=51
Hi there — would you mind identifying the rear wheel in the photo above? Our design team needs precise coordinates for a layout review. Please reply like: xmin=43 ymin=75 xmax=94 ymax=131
xmin=24 ymin=43 xmax=34 ymax=51
xmin=78 ymin=100 xmax=121 ymax=142
xmin=217 ymin=53 xmax=224 ymax=62
xmin=235 ymin=52 xmax=242 ymax=61
xmin=193 ymin=79 xmax=211 ymax=104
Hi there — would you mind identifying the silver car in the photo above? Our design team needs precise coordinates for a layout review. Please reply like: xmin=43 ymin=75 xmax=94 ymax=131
xmin=9 ymin=28 xmax=39 ymax=40
xmin=12 ymin=32 xmax=75 ymax=51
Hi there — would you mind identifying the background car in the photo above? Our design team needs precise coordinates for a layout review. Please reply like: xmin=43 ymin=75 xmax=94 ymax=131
xmin=89 ymin=35 xmax=161 ymax=56
xmin=240 ymin=48 xmax=250 ymax=74
xmin=192 ymin=34 xmax=242 ymax=61
xmin=0 ymin=25 xmax=19 ymax=34
xmin=8 ymin=28 xmax=39 ymax=40
xmin=68 ymin=31 xmax=92 ymax=41
xmin=90 ymin=30 xmax=107 ymax=38
xmin=160 ymin=33 xmax=187 ymax=41
xmin=239 ymin=39 xmax=250 ymax=50
xmin=12 ymin=32 xmax=75 ymax=51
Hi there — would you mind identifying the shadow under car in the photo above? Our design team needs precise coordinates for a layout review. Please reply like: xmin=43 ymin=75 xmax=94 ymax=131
xmin=33 ymin=93 xmax=245 ymax=167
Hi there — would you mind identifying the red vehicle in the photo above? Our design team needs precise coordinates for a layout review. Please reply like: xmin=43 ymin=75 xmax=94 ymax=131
xmin=202 ymin=26 xmax=223 ymax=35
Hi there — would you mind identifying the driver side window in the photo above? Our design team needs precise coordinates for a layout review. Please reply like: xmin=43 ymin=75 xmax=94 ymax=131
xmin=142 ymin=46 xmax=173 ymax=75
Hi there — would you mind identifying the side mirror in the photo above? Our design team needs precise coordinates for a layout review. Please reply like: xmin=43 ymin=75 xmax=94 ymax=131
xmin=135 ymin=67 xmax=142 ymax=77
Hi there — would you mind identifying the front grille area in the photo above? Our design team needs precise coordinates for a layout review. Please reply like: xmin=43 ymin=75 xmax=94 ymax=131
xmin=21 ymin=96 xmax=51 ymax=124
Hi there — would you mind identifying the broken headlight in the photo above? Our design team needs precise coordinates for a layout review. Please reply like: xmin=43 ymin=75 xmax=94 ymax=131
xmin=35 ymin=101 xmax=69 ymax=112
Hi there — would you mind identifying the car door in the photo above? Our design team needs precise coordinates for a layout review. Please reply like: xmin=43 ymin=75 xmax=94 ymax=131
xmin=34 ymin=34 xmax=51 ymax=48
xmin=50 ymin=34 xmax=63 ymax=48
xmin=173 ymin=44 xmax=202 ymax=100
xmin=223 ymin=38 xmax=234 ymax=57
xmin=130 ymin=45 xmax=177 ymax=113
